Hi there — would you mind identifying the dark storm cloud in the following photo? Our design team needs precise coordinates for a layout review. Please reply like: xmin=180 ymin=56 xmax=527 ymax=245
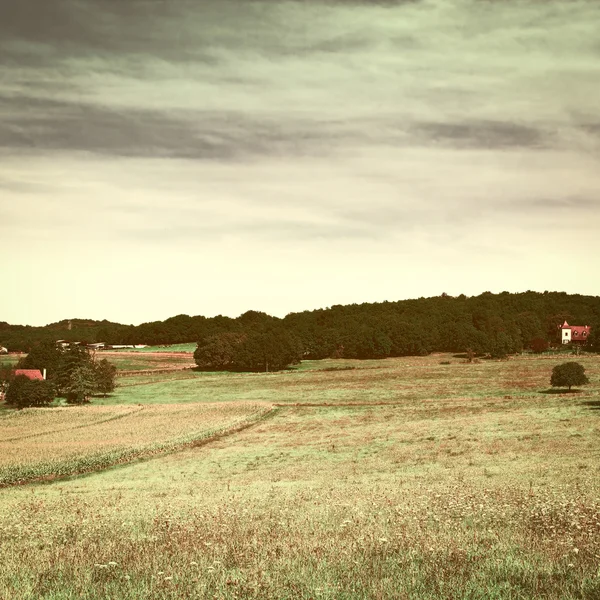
xmin=412 ymin=121 xmax=547 ymax=150
xmin=0 ymin=94 xmax=364 ymax=159
xmin=0 ymin=96 xmax=241 ymax=159
xmin=0 ymin=0 xmax=227 ymax=67
xmin=0 ymin=89 xmax=553 ymax=158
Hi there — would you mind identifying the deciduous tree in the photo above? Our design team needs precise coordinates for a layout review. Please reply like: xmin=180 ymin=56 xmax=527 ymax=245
xmin=65 ymin=365 xmax=98 ymax=404
xmin=550 ymin=362 xmax=589 ymax=391
xmin=95 ymin=359 xmax=117 ymax=396
xmin=5 ymin=375 xmax=55 ymax=408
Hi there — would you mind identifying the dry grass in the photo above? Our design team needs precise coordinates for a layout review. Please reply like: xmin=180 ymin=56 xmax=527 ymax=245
xmin=0 ymin=354 xmax=599 ymax=598
xmin=101 ymin=352 xmax=196 ymax=372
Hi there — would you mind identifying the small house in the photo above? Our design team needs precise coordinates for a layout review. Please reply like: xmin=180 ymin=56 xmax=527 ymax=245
xmin=559 ymin=321 xmax=591 ymax=345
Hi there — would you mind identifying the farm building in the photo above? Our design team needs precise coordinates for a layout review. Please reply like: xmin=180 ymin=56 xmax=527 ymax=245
xmin=14 ymin=369 xmax=46 ymax=381
xmin=559 ymin=321 xmax=591 ymax=344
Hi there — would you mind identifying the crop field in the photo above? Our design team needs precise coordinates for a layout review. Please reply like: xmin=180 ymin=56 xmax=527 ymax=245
xmin=0 ymin=402 xmax=270 ymax=487
xmin=100 ymin=352 xmax=197 ymax=372
xmin=0 ymin=354 xmax=599 ymax=599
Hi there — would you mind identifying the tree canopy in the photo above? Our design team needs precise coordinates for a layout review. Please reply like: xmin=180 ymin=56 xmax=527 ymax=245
xmin=194 ymin=327 xmax=302 ymax=372
xmin=4 ymin=375 xmax=55 ymax=409
xmin=550 ymin=362 xmax=590 ymax=391
xmin=1 ymin=292 xmax=599 ymax=360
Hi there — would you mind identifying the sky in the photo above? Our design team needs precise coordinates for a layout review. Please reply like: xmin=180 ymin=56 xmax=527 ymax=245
xmin=1 ymin=0 xmax=599 ymax=326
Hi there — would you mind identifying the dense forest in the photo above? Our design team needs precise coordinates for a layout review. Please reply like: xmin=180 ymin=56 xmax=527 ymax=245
xmin=2 ymin=292 xmax=599 ymax=362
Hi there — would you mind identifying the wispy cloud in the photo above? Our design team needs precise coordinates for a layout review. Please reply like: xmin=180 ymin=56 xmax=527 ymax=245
xmin=1 ymin=0 xmax=599 ymax=324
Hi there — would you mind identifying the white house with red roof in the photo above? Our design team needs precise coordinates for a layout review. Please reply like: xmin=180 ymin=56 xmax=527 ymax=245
xmin=559 ymin=321 xmax=591 ymax=345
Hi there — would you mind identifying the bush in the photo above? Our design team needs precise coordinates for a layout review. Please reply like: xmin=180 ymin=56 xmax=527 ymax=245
xmin=5 ymin=375 xmax=55 ymax=408
xmin=530 ymin=338 xmax=549 ymax=353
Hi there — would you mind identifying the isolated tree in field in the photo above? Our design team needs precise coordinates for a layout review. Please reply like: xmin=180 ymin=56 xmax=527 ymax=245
xmin=4 ymin=375 xmax=55 ymax=409
xmin=95 ymin=359 xmax=117 ymax=396
xmin=64 ymin=365 xmax=98 ymax=403
xmin=550 ymin=362 xmax=589 ymax=391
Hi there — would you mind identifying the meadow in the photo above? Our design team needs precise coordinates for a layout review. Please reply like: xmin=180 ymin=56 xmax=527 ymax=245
xmin=0 ymin=354 xmax=598 ymax=599
xmin=99 ymin=351 xmax=196 ymax=373
xmin=108 ymin=343 xmax=198 ymax=354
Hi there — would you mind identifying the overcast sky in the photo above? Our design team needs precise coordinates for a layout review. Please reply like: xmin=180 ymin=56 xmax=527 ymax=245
xmin=1 ymin=0 xmax=599 ymax=326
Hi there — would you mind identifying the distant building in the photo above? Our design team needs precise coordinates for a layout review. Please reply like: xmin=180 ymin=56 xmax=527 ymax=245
xmin=14 ymin=369 xmax=46 ymax=381
xmin=86 ymin=343 xmax=106 ymax=350
xmin=559 ymin=321 xmax=591 ymax=345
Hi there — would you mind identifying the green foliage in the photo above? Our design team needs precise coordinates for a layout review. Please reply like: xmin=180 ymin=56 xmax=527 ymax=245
xmin=55 ymin=345 xmax=95 ymax=395
xmin=195 ymin=328 xmax=302 ymax=372
xmin=4 ymin=375 xmax=55 ymax=408
xmin=234 ymin=328 xmax=302 ymax=372
xmin=18 ymin=340 xmax=62 ymax=378
xmin=585 ymin=322 xmax=599 ymax=352
xmin=194 ymin=332 xmax=246 ymax=371
xmin=65 ymin=365 xmax=98 ymax=404
xmin=1 ymin=292 xmax=599 ymax=361
xmin=15 ymin=344 xmax=117 ymax=404
xmin=550 ymin=362 xmax=589 ymax=390
xmin=94 ymin=359 xmax=117 ymax=396
xmin=530 ymin=337 xmax=549 ymax=353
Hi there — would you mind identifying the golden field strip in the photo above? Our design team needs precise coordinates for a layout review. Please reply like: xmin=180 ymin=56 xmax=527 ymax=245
xmin=0 ymin=403 xmax=271 ymax=487
xmin=0 ymin=354 xmax=599 ymax=599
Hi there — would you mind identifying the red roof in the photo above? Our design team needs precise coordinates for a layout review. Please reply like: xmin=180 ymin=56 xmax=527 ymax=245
xmin=14 ymin=369 xmax=44 ymax=381
xmin=559 ymin=322 xmax=591 ymax=338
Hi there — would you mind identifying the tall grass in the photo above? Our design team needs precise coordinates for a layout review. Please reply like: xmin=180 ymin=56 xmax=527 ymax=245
xmin=0 ymin=355 xmax=598 ymax=598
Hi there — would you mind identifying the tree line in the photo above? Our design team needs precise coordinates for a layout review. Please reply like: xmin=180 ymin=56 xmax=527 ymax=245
xmin=1 ymin=292 xmax=599 ymax=372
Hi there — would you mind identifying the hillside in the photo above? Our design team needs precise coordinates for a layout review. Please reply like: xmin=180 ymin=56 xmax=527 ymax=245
xmin=1 ymin=291 xmax=599 ymax=357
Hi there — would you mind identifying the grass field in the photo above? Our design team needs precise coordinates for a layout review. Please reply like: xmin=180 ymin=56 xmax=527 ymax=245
xmin=108 ymin=343 xmax=197 ymax=353
xmin=0 ymin=354 xmax=599 ymax=599
xmin=103 ymin=354 xmax=600 ymax=406
xmin=0 ymin=354 xmax=21 ymax=368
